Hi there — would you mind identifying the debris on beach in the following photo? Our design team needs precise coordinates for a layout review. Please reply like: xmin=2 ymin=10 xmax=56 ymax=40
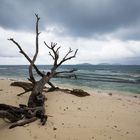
xmin=108 ymin=93 xmax=112 ymax=96
xmin=70 ymin=89 xmax=90 ymax=97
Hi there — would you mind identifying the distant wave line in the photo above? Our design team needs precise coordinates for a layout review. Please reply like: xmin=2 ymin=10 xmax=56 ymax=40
xmin=69 ymin=77 xmax=140 ymax=84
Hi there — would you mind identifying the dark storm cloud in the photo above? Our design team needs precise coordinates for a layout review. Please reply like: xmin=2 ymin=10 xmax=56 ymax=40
xmin=0 ymin=0 xmax=140 ymax=38
xmin=0 ymin=0 xmax=46 ymax=30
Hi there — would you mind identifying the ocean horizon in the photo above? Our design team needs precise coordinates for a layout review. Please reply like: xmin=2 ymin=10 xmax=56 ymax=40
xmin=0 ymin=64 xmax=140 ymax=94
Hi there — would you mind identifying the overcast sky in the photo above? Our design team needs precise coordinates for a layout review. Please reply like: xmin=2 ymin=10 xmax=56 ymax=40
xmin=0 ymin=0 xmax=140 ymax=65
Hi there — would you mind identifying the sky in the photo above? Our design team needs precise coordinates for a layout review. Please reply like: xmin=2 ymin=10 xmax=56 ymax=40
xmin=0 ymin=0 xmax=140 ymax=65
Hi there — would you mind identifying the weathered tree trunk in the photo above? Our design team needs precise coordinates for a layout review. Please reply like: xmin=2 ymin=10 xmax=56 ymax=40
xmin=0 ymin=14 xmax=79 ymax=129
xmin=28 ymin=76 xmax=47 ymax=108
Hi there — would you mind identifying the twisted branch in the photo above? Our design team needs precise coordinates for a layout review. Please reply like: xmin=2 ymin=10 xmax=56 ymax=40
xmin=44 ymin=41 xmax=78 ymax=71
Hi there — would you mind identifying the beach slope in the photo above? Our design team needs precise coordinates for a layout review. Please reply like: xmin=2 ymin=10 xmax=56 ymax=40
xmin=0 ymin=79 xmax=140 ymax=140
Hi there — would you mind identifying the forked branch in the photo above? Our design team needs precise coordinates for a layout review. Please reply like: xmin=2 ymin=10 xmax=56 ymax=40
xmin=8 ymin=14 xmax=44 ymax=83
xmin=8 ymin=39 xmax=44 ymax=78
xmin=28 ymin=14 xmax=40 ymax=83
xmin=44 ymin=42 xmax=59 ymax=66
xmin=55 ymin=68 xmax=77 ymax=79
xmin=58 ymin=48 xmax=78 ymax=67
xmin=44 ymin=41 xmax=78 ymax=71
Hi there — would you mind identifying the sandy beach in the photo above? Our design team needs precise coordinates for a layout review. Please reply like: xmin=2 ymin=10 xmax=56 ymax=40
xmin=0 ymin=79 xmax=140 ymax=140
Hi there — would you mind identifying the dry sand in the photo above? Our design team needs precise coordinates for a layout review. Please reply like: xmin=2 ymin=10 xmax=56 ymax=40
xmin=0 ymin=79 xmax=140 ymax=140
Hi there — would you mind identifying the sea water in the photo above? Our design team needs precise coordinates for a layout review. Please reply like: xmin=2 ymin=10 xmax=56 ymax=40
xmin=0 ymin=65 xmax=140 ymax=94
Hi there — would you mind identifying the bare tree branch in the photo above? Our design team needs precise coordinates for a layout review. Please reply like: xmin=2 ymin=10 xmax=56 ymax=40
xmin=9 ymin=14 xmax=42 ymax=84
xmin=44 ymin=41 xmax=59 ymax=67
xmin=49 ymin=51 xmax=55 ymax=60
xmin=44 ymin=41 xmax=78 ymax=73
xmin=54 ymin=68 xmax=77 ymax=79
xmin=55 ymin=68 xmax=77 ymax=75
xmin=56 ymin=46 xmax=61 ymax=53
xmin=57 ymin=49 xmax=78 ymax=67
xmin=9 ymin=117 xmax=37 ymax=129
xmin=28 ymin=14 xmax=40 ymax=83
xmin=44 ymin=41 xmax=51 ymax=49
xmin=17 ymin=89 xmax=32 ymax=96
xmin=63 ymin=48 xmax=73 ymax=60
xmin=8 ymin=38 xmax=44 ymax=78
xmin=54 ymin=74 xmax=77 ymax=79
xmin=48 ymin=81 xmax=56 ymax=89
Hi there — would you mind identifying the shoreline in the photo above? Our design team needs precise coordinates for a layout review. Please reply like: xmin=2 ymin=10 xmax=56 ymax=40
xmin=0 ymin=77 xmax=140 ymax=97
xmin=55 ymin=82 xmax=140 ymax=97
xmin=0 ymin=64 xmax=140 ymax=95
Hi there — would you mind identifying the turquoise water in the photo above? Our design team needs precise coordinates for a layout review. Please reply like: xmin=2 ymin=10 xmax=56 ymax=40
xmin=0 ymin=65 xmax=140 ymax=94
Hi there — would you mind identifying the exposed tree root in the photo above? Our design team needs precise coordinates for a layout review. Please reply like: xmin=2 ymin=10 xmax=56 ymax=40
xmin=9 ymin=117 xmax=38 ymax=129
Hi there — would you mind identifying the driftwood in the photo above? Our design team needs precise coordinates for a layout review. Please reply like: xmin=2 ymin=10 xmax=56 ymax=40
xmin=0 ymin=103 xmax=47 ymax=128
xmin=11 ymin=81 xmax=49 ymax=96
xmin=47 ymin=87 xmax=90 ymax=97
xmin=11 ymin=82 xmax=33 ymax=96
xmin=10 ymin=81 xmax=90 ymax=97
xmin=70 ymin=89 xmax=90 ymax=97
xmin=9 ymin=117 xmax=38 ymax=129
xmin=11 ymin=82 xmax=33 ymax=91
xmin=0 ymin=14 xmax=80 ymax=129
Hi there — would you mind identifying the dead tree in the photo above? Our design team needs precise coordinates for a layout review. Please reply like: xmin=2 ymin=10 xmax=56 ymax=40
xmin=0 ymin=14 xmax=79 ymax=128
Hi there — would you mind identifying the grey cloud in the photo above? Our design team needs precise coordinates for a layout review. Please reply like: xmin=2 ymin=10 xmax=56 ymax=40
xmin=0 ymin=0 xmax=45 ymax=31
xmin=0 ymin=0 xmax=140 ymax=39
xmin=110 ymin=25 xmax=140 ymax=41
xmin=115 ymin=57 xmax=140 ymax=65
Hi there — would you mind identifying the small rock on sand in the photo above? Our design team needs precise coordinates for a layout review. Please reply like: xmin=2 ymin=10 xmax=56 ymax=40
xmin=33 ymin=136 xmax=38 ymax=139
xmin=53 ymin=127 xmax=57 ymax=131
xmin=108 ymin=93 xmax=112 ymax=96
xmin=134 ymin=95 xmax=138 ymax=98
